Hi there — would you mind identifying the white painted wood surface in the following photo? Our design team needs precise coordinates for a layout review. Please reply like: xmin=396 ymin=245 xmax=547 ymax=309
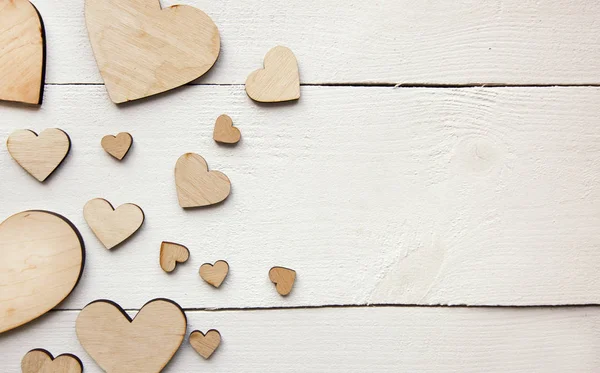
xmin=31 ymin=0 xmax=600 ymax=85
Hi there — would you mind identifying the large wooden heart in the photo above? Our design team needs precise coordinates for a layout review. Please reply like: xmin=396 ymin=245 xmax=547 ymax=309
xmin=0 ymin=211 xmax=84 ymax=334
xmin=85 ymin=0 xmax=220 ymax=103
xmin=76 ymin=299 xmax=187 ymax=373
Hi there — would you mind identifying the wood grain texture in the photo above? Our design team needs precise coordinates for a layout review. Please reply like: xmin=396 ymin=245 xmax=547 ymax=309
xmin=25 ymin=0 xmax=600 ymax=85
xmin=83 ymin=198 xmax=145 ymax=250
xmin=199 ymin=261 xmax=229 ymax=288
xmin=22 ymin=349 xmax=82 ymax=373
xmin=101 ymin=132 xmax=132 ymax=160
xmin=189 ymin=330 xmax=221 ymax=359
xmin=2 ymin=307 xmax=600 ymax=372
xmin=160 ymin=241 xmax=190 ymax=273
xmin=269 ymin=267 xmax=296 ymax=296
xmin=213 ymin=115 xmax=240 ymax=144
xmin=1 ymin=85 xmax=600 ymax=308
xmin=245 ymin=46 xmax=300 ymax=103
xmin=175 ymin=153 xmax=231 ymax=208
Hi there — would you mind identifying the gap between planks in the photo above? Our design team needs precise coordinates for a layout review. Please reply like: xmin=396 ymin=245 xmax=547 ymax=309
xmin=42 ymin=83 xmax=600 ymax=88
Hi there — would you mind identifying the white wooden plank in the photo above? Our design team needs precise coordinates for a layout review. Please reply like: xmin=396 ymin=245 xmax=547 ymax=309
xmin=1 ymin=85 xmax=599 ymax=307
xmin=32 ymin=0 xmax=600 ymax=85
xmin=1 ymin=307 xmax=599 ymax=372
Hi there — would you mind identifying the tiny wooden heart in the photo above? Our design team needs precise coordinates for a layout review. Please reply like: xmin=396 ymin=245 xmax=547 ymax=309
xmin=1 ymin=210 xmax=84 ymax=334
xmin=189 ymin=330 xmax=221 ymax=359
xmin=85 ymin=0 xmax=220 ymax=103
xmin=160 ymin=241 xmax=189 ymax=273
xmin=7 ymin=129 xmax=71 ymax=182
xmin=0 ymin=0 xmax=45 ymax=105
xmin=83 ymin=198 xmax=144 ymax=249
xmin=174 ymin=153 xmax=231 ymax=208
xmin=76 ymin=299 xmax=186 ymax=373
xmin=213 ymin=115 xmax=241 ymax=144
xmin=245 ymin=46 xmax=300 ymax=103
xmin=101 ymin=132 xmax=133 ymax=160
xmin=22 ymin=349 xmax=82 ymax=373
xmin=199 ymin=260 xmax=229 ymax=288
xmin=269 ymin=266 xmax=296 ymax=296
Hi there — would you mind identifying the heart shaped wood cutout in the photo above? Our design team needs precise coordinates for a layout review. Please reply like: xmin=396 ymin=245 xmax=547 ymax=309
xmin=76 ymin=299 xmax=186 ymax=373
xmin=0 ymin=211 xmax=84 ymax=334
xmin=175 ymin=153 xmax=231 ymax=208
xmin=0 ymin=0 xmax=45 ymax=105
xmin=85 ymin=0 xmax=220 ymax=103
xmin=269 ymin=266 xmax=296 ymax=296
xmin=246 ymin=46 xmax=300 ymax=103
xmin=213 ymin=114 xmax=241 ymax=144
xmin=160 ymin=241 xmax=189 ymax=273
xmin=22 ymin=349 xmax=83 ymax=373
xmin=7 ymin=129 xmax=71 ymax=182
xmin=83 ymin=198 xmax=145 ymax=249
xmin=199 ymin=260 xmax=229 ymax=288
xmin=101 ymin=132 xmax=133 ymax=160
xmin=189 ymin=330 xmax=221 ymax=359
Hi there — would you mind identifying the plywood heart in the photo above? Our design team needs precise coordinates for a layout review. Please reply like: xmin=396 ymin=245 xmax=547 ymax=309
xmin=83 ymin=198 xmax=144 ymax=249
xmin=213 ymin=114 xmax=241 ymax=144
xmin=0 ymin=0 xmax=45 ymax=105
xmin=199 ymin=260 xmax=229 ymax=288
xmin=85 ymin=0 xmax=220 ymax=103
xmin=101 ymin=132 xmax=133 ymax=160
xmin=0 ymin=211 xmax=84 ymax=334
xmin=189 ymin=330 xmax=221 ymax=359
xmin=246 ymin=46 xmax=300 ymax=103
xmin=174 ymin=153 xmax=231 ymax=208
xmin=22 ymin=349 xmax=82 ymax=373
xmin=160 ymin=241 xmax=189 ymax=273
xmin=269 ymin=266 xmax=296 ymax=296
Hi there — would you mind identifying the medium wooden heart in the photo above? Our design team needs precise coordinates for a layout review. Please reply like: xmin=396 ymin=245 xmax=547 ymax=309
xmin=7 ymin=129 xmax=71 ymax=182
xmin=160 ymin=241 xmax=189 ymax=273
xmin=0 ymin=210 xmax=84 ymax=334
xmin=269 ymin=266 xmax=296 ymax=296
xmin=101 ymin=132 xmax=133 ymax=160
xmin=22 ymin=349 xmax=83 ymax=373
xmin=199 ymin=260 xmax=229 ymax=288
xmin=189 ymin=330 xmax=221 ymax=359
xmin=76 ymin=299 xmax=187 ymax=373
xmin=0 ymin=0 xmax=45 ymax=105
xmin=85 ymin=0 xmax=220 ymax=103
xmin=213 ymin=114 xmax=241 ymax=144
xmin=245 ymin=46 xmax=300 ymax=103
xmin=174 ymin=153 xmax=231 ymax=208
xmin=83 ymin=198 xmax=145 ymax=249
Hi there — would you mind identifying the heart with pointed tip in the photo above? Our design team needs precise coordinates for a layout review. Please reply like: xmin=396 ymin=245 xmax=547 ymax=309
xmin=174 ymin=153 xmax=231 ymax=208
xmin=189 ymin=330 xmax=221 ymax=359
xmin=83 ymin=198 xmax=144 ymax=249
xmin=159 ymin=241 xmax=189 ymax=272
xmin=213 ymin=114 xmax=241 ymax=144
xmin=245 ymin=46 xmax=300 ymax=103
xmin=199 ymin=260 xmax=229 ymax=288
xmin=269 ymin=266 xmax=296 ymax=296
xmin=101 ymin=132 xmax=133 ymax=160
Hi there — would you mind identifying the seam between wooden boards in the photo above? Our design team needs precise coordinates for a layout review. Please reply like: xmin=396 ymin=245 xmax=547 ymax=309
xmin=43 ymin=83 xmax=600 ymax=88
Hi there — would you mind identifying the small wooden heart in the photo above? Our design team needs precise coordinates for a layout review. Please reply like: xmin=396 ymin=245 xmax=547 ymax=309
xmin=0 ymin=0 xmax=45 ymax=105
xmin=269 ymin=266 xmax=296 ymax=296
xmin=160 ymin=241 xmax=189 ymax=273
xmin=101 ymin=132 xmax=133 ymax=160
xmin=7 ymin=129 xmax=71 ymax=182
xmin=83 ymin=198 xmax=145 ymax=249
xmin=174 ymin=153 xmax=231 ymax=208
xmin=213 ymin=115 xmax=241 ymax=144
xmin=245 ymin=46 xmax=300 ymax=103
xmin=22 ymin=349 xmax=82 ymax=373
xmin=189 ymin=329 xmax=221 ymax=359
xmin=199 ymin=260 xmax=229 ymax=288
xmin=76 ymin=299 xmax=186 ymax=373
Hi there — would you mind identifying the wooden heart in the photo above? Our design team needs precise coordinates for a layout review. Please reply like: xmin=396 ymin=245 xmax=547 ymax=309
xmin=245 ymin=46 xmax=300 ymax=103
xmin=76 ymin=299 xmax=186 ymax=373
xmin=213 ymin=114 xmax=241 ymax=144
xmin=0 ymin=0 xmax=45 ymax=105
xmin=174 ymin=153 xmax=231 ymax=208
xmin=83 ymin=198 xmax=145 ymax=249
xmin=7 ymin=129 xmax=71 ymax=182
xmin=160 ymin=241 xmax=189 ymax=273
xmin=189 ymin=330 xmax=221 ymax=359
xmin=22 ymin=349 xmax=82 ymax=373
xmin=85 ymin=0 xmax=220 ymax=104
xmin=0 ymin=211 xmax=84 ymax=334
xmin=199 ymin=260 xmax=229 ymax=288
xmin=101 ymin=132 xmax=133 ymax=160
xmin=269 ymin=266 xmax=296 ymax=296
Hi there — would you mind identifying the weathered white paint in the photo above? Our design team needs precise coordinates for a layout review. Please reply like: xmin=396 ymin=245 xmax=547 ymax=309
xmin=32 ymin=0 xmax=600 ymax=85
xmin=1 ymin=85 xmax=599 ymax=308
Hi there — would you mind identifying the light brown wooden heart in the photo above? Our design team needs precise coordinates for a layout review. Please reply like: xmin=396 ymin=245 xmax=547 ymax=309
xmin=199 ymin=261 xmax=229 ymax=288
xmin=76 ymin=299 xmax=186 ymax=373
xmin=0 ymin=210 xmax=84 ymax=334
xmin=0 ymin=0 xmax=45 ymax=105
xmin=213 ymin=114 xmax=241 ymax=144
xmin=83 ymin=198 xmax=145 ymax=249
xmin=245 ymin=46 xmax=300 ymax=103
xmin=7 ymin=129 xmax=71 ymax=182
xmin=174 ymin=153 xmax=231 ymax=208
xmin=189 ymin=330 xmax=221 ymax=359
xmin=101 ymin=132 xmax=133 ymax=160
xmin=22 ymin=349 xmax=83 ymax=373
xmin=269 ymin=266 xmax=296 ymax=296
xmin=85 ymin=0 xmax=220 ymax=104
xmin=160 ymin=241 xmax=189 ymax=273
